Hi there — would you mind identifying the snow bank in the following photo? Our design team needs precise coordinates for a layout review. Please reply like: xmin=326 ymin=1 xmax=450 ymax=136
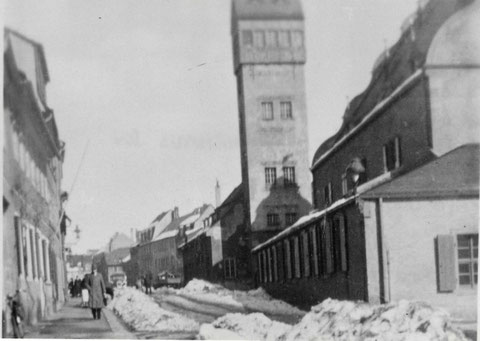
xmin=199 ymin=299 xmax=468 ymax=341
xmin=108 ymin=287 xmax=199 ymax=333
xmin=175 ymin=279 xmax=304 ymax=316
xmin=198 ymin=313 xmax=291 ymax=340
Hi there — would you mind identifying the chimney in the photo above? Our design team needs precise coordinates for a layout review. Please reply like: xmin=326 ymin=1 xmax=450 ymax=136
xmin=215 ymin=179 xmax=221 ymax=208
xmin=130 ymin=228 xmax=136 ymax=243
xmin=171 ymin=206 xmax=179 ymax=220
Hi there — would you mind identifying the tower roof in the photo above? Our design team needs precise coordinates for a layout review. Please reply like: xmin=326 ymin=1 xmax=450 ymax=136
xmin=232 ymin=0 xmax=304 ymax=21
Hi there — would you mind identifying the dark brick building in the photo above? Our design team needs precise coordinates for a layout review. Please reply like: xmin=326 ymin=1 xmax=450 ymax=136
xmin=252 ymin=0 xmax=479 ymax=317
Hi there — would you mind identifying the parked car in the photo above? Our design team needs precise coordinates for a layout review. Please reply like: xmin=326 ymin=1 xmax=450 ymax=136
xmin=154 ymin=271 xmax=181 ymax=288
xmin=109 ymin=273 xmax=127 ymax=288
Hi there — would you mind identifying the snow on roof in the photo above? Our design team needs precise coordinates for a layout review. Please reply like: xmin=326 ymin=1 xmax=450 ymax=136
xmin=154 ymin=229 xmax=178 ymax=241
xmin=253 ymin=171 xmax=394 ymax=252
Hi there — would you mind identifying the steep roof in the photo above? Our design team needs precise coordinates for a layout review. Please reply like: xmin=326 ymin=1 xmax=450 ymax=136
xmin=104 ymin=247 xmax=131 ymax=266
xmin=311 ymin=0 xmax=473 ymax=169
xmin=362 ymin=144 xmax=479 ymax=199
xmin=219 ymin=183 xmax=244 ymax=209
xmin=150 ymin=210 xmax=170 ymax=224
xmin=232 ymin=0 xmax=303 ymax=21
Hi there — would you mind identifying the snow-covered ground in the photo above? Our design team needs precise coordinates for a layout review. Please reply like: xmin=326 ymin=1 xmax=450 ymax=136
xmin=199 ymin=298 xmax=469 ymax=341
xmin=155 ymin=278 xmax=305 ymax=318
xmin=107 ymin=287 xmax=199 ymax=333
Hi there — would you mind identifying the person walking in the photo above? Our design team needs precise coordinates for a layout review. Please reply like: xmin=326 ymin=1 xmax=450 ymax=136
xmin=68 ymin=278 xmax=74 ymax=298
xmin=74 ymin=276 xmax=82 ymax=297
xmin=7 ymin=291 xmax=24 ymax=338
xmin=80 ymin=274 xmax=90 ymax=308
xmin=144 ymin=273 xmax=152 ymax=294
xmin=86 ymin=265 xmax=107 ymax=320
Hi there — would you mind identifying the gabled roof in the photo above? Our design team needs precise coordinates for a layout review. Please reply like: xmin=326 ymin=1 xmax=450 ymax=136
xmin=362 ymin=144 xmax=479 ymax=200
xmin=219 ymin=183 xmax=244 ymax=209
xmin=153 ymin=204 xmax=212 ymax=241
xmin=104 ymin=247 xmax=131 ymax=266
xmin=150 ymin=210 xmax=170 ymax=224
xmin=232 ymin=0 xmax=303 ymax=22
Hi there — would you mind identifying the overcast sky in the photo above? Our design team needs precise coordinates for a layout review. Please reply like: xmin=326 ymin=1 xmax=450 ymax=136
xmin=4 ymin=0 xmax=418 ymax=253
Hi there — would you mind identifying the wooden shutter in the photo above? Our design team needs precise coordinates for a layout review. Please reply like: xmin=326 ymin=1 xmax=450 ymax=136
xmin=436 ymin=235 xmax=456 ymax=292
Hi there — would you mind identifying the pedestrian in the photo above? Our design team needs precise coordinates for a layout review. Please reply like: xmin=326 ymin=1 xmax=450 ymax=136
xmin=135 ymin=277 xmax=143 ymax=291
xmin=7 ymin=291 xmax=24 ymax=338
xmin=68 ymin=278 xmax=74 ymax=298
xmin=81 ymin=274 xmax=90 ymax=308
xmin=144 ymin=273 xmax=152 ymax=294
xmin=74 ymin=276 xmax=82 ymax=297
xmin=86 ymin=265 xmax=107 ymax=320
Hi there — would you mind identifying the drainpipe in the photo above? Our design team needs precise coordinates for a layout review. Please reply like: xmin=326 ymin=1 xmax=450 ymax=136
xmin=376 ymin=198 xmax=391 ymax=303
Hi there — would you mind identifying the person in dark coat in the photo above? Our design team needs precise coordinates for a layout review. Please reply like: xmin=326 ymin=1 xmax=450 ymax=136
xmin=74 ymin=276 xmax=82 ymax=297
xmin=7 ymin=291 xmax=24 ymax=338
xmin=86 ymin=265 xmax=106 ymax=320
xmin=144 ymin=273 xmax=152 ymax=294
xmin=68 ymin=278 xmax=74 ymax=297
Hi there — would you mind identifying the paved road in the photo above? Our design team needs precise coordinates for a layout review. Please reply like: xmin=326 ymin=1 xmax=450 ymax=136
xmin=25 ymin=298 xmax=135 ymax=339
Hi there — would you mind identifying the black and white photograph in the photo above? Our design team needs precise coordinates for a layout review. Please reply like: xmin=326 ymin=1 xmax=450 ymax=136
xmin=2 ymin=0 xmax=479 ymax=339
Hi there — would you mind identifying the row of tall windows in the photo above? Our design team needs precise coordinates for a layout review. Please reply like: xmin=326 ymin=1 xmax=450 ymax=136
xmin=265 ymin=167 xmax=296 ymax=185
xmin=266 ymin=213 xmax=298 ymax=227
xmin=257 ymin=215 xmax=347 ymax=284
xmin=261 ymin=101 xmax=293 ymax=120
xmin=243 ymin=30 xmax=304 ymax=48
xmin=14 ymin=216 xmax=51 ymax=282
xmin=11 ymin=130 xmax=51 ymax=202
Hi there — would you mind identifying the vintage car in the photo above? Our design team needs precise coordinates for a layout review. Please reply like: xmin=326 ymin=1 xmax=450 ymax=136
xmin=109 ymin=273 xmax=127 ymax=288
xmin=154 ymin=271 xmax=181 ymax=288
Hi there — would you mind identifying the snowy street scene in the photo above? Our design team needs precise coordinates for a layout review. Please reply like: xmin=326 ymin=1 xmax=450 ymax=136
xmin=3 ymin=0 xmax=478 ymax=339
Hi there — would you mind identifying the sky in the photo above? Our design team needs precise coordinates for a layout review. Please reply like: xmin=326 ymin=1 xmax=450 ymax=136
xmin=4 ymin=0 xmax=418 ymax=253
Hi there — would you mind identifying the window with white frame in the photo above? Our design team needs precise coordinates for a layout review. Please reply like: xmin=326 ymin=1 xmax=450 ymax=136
xmin=383 ymin=137 xmax=401 ymax=172
xmin=278 ymin=31 xmax=290 ymax=47
xmin=265 ymin=167 xmax=277 ymax=185
xmin=291 ymin=30 xmax=304 ymax=47
xmin=265 ymin=30 xmax=277 ymax=47
xmin=280 ymin=101 xmax=292 ymax=119
xmin=283 ymin=166 xmax=295 ymax=185
xmin=262 ymin=102 xmax=274 ymax=120
xmin=242 ymin=30 xmax=253 ymax=46
xmin=457 ymin=234 xmax=478 ymax=286
xmin=253 ymin=31 xmax=264 ymax=47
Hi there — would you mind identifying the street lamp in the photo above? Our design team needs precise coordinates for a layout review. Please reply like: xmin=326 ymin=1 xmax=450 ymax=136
xmin=345 ymin=157 xmax=365 ymax=195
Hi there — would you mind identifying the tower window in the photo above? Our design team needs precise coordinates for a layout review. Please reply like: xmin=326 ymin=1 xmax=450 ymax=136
xmin=265 ymin=31 xmax=278 ymax=47
xmin=242 ymin=30 xmax=253 ymax=46
xmin=383 ymin=137 xmax=401 ymax=172
xmin=261 ymin=102 xmax=274 ymax=120
xmin=278 ymin=31 xmax=290 ymax=48
xmin=280 ymin=102 xmax=293 ymax=119
xmin=267 ymin=213 xmax=280 ymax=226
xmin=285 ymin=213 xmax=298 ymax=225
xmin=265 ymin=167 xmax=277 ymax=185
xmin=283 ymin=167 xmax=295 ymax=185
xmin=253 ymin=31 xmax=265 ymax=48
xmin=291 ymin=31 xmax=304 ymax=47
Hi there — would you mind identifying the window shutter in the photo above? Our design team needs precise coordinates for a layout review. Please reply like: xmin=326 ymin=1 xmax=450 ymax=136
xmin=436 ymin=235 xmax=456 ymax=292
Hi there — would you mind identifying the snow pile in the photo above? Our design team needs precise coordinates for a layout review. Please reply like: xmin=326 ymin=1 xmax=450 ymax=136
xmin=283 ymin=299 xmax=468 ymax=341
xmin=199 ymin=298 xmax=468 ymax=341
xmin=199 ymin=313 xmax=292 ymax=341
xmin=108 ymin=287 xmax=199 ymax=333
xmin=176 ymin=279 xmax=304 ymax=316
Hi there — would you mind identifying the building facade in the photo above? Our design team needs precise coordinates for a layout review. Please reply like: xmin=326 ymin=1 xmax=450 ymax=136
xmin=128 ymin=205 xmax=214 ymax=286
xmin=252 ymin=0 xmax=479 ymax=319
xmin=3 ymin=29 xmax=67 ymax=331
xmin=231 ymin=0 xmax=312 ymax=250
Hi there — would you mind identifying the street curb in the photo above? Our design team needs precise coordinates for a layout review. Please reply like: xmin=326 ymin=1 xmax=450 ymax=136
xmin=103 ymin=307 xmax=137 ymax=339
